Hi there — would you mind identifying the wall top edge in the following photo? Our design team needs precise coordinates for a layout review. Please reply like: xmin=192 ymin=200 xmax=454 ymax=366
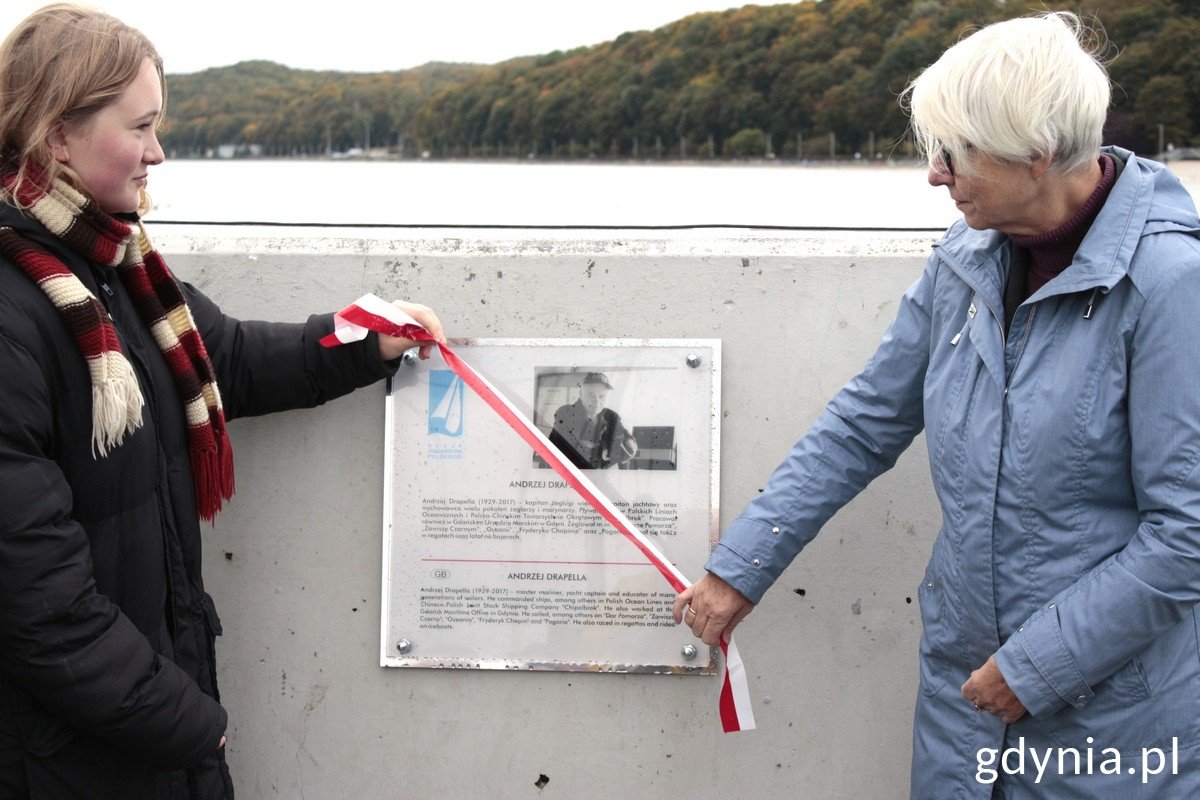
xmin=145 ymin=224 xmax=941 ymax=259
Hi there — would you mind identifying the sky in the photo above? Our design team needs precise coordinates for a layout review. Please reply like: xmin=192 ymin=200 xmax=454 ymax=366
xmin=0 ymin=1 xmax=785 ymax=75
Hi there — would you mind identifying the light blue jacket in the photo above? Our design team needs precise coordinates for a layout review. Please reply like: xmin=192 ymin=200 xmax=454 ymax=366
xmin=708 ymin=148 xmax=1200 ymax=798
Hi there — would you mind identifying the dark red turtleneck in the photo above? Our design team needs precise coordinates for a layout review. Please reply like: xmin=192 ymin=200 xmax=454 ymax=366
xmin=1010 ymin=154 xmax=1117 ymax=299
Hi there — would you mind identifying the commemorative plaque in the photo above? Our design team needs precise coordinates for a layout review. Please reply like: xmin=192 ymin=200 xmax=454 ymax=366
xmin=380 ymin=339 xmax=720 ymax=674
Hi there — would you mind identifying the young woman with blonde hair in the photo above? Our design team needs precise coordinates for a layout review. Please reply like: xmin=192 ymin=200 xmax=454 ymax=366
xmin=0 ymin=5 xmax=443 ymax=797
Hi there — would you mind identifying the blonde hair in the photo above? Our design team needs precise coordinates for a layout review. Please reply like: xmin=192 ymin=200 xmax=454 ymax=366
xmin=904 ymin=12 xmax=1111 ymax=176
xmin=0 ymin=3 xmax=164 ymax=212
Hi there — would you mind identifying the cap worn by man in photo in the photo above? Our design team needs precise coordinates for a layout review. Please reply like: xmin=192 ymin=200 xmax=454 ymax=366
xmin=582 ymin=372 xmax=613 ymax=389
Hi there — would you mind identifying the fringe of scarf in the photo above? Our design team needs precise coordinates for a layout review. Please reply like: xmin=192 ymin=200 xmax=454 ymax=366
xmin=0 ymin=170 xmax=234 ymax=520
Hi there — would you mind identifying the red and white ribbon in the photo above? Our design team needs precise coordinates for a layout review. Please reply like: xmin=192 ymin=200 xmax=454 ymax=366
xmin=322 ymin=294 xmax=755 ymax=733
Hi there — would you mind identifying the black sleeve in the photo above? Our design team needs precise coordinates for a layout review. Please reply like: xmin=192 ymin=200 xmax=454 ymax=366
xmin=548 ymin=405 xmax=592 ymax=470
xmin=183 ymin=284 xmax=399 ymax=420
xmin=0 ymin=328 xmax=226 ymax=769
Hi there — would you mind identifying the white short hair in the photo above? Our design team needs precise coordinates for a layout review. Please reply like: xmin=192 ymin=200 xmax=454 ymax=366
xmin=904 ymin=12 xmax=1111 ymax=175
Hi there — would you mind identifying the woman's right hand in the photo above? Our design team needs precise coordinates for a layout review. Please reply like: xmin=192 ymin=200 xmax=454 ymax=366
xmin=378 ymin=300 xmax=446 ymax=361
xmin=672 ymin=572 xmax=755 ymax=646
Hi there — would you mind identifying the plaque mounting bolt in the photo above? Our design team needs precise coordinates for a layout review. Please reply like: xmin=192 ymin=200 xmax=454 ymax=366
xmin=401 ymin=351 xmax=418 ymax=366
xmin=686 ymin=354 xmax=701 ymax=368
xmin=396 ymin=638 xmax=413 ymax=654
xmin=681 ymin=644 xmax=698 ymax=660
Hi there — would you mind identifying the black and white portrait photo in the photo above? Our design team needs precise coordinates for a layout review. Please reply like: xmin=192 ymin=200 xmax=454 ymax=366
xmin=533 ymin=367 xmax=678 ymax=471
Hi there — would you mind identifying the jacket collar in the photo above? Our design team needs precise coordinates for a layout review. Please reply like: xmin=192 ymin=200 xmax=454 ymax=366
xmin=933 ymin=147 xmax=1199 ymax=308
xmin=1025 ymin=146 xmax=1147 ymax=301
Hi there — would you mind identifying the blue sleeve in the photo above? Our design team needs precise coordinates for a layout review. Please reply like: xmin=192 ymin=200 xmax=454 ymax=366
xmin=706 ymin=257 xmax=935 ymax=603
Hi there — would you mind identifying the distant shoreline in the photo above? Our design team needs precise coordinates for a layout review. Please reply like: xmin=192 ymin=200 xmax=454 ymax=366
xmin=162 ymin=153 xmax=1200 ymax=176
xmin=163 ymin=154 xmax=927 ymax=167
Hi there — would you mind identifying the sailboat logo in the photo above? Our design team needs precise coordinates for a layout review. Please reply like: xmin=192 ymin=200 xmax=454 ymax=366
xmin=428 ymin=370 xmax=464 ymax=437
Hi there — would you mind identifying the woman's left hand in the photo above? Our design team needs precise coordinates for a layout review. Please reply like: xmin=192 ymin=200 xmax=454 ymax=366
xmin=962 ymin=656 xmax=1027 ymax=724
xmin=378 ymin=300 xmax=446 ymax=361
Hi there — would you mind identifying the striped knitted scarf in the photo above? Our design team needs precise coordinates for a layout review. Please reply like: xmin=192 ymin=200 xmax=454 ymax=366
xmin=0 ymin=171 xmax=234 ymax=520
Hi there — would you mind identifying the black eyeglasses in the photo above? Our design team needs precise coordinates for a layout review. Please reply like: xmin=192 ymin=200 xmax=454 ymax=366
xmin=937 ymin=146 xmax=955 ymax=176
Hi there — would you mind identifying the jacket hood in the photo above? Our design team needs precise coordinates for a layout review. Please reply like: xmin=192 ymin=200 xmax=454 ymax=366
xmin=1114 ymin=146 xmax=1200 ymax=235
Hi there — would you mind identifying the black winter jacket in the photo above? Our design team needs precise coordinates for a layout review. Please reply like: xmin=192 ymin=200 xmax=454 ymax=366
xmin=0 ymin=203 xmax=395 ymax=799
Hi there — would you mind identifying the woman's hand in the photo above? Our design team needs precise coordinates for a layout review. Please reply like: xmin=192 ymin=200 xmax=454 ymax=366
xmin=962 ymin=656 xmax=1027 ymax=724
xmin=378 ymin=300 xmax=446 ymax=361
xmin=672 ymin=572 xmax=755 ymax=646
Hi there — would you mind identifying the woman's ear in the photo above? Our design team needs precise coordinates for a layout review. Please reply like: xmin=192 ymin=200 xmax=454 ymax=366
xmin=1030 ymin=154 xmax=1053 ymax=180
xmin=47 ymin=122 xmax=70 ymax=164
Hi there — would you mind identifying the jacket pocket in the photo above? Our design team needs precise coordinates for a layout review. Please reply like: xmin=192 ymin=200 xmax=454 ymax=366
xmin=917 ymin=566 xmax=950 ymax=696
xmin=1195 ymin=606 xmax=1200 ymax=668
xmin=1103 ymin=653 xmax=1152 ymax=706
xmin=1040 ymin=653 xmax=1165 ymax=752
xmin=201 ymin=592 xmax=224 ymax=704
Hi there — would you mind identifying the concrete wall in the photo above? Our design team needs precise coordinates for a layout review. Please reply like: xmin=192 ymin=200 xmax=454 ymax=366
xmin=155 ymin=226 xmax=944 ymax=800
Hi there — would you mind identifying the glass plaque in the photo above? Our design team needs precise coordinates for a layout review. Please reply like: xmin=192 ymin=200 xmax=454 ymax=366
xmin=380 ymin=339 xmax=719 ymax=674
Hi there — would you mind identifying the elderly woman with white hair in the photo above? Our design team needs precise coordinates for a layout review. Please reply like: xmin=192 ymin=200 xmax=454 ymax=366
xmin=675 ymin=11 xmax=1200 ymax=798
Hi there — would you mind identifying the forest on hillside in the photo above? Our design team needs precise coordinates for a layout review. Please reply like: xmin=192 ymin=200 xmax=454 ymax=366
xmin=160 ymin=0 xmax=1198 ymax=159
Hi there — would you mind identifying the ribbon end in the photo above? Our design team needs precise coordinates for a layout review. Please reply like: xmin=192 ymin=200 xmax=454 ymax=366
xmin=718 ymin=637 xmax=756 ymax=733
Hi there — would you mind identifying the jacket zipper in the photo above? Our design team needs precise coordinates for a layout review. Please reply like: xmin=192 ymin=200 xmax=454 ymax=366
xmin=1005 ymin=286 xmax=1093 ymax=395
xmin=96 ymin=268 xmax=184 ymax=652
xmin=1004 ymin=306 xmax=1037 ymax=396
